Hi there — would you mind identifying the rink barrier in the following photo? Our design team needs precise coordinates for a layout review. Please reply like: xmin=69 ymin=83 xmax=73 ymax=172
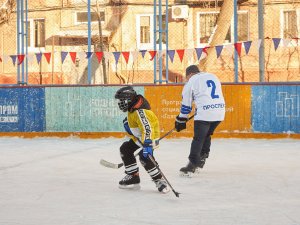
xmin=0 ymin=83 xmax=299 ymax=138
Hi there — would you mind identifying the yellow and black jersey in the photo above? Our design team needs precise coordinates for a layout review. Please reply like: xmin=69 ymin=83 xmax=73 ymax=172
xmin=124 ymin=95 xmax=160 ymax=147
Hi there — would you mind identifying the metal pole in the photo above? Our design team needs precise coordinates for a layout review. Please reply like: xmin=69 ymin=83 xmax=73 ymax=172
xmin=21 ymin=0 xmax=24 ymax=84
xmin=158 ymin=0 xmax=163 ymax=84
xmin=233 ymin=0 xmax=238 ymax=83
xmin=258 ymin=0 xmax=265 ymax=82
xmin=165 ymin=0 xmax=168 ymax=83
xmin=25 ymin=0 xmax=28 ymax=84
xmin=153 ymin=0 xmax=157 ymax=83
xmin=87 ymin=0 xmax=92 ymax=84
xmin=17 ymin=0 xmax=20 ymax=84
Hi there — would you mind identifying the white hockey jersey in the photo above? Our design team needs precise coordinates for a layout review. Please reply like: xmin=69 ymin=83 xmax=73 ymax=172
xmin=179 ymin=72 xmax=225 ymax=121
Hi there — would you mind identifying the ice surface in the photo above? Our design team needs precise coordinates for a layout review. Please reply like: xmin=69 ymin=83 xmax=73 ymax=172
xmin=0 ymin=137 xmax=300 ymax=225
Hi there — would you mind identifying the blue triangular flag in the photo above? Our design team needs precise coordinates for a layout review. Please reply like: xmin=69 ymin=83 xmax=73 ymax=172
xmin=139 ymin=50 xmax=147 ymax=58
xmin=272 ymin=38 xmax=281 ymax=51
xmin=167 ymin=50 xmax=175 ymax=63
xmin=195 ymin=48 xmax=203 ymax=60
xmin=215 ymin=45 xmax=224 ymax=58
xmin=86 ymin=52 xmax=93 ymax=59
xmin=35 ymin=53 xmax=43 ymax=64
xmin=113 ymin=52 xmax=121 ymax=64
xmin=61 ymin=51 xmax=68 ymax=64
xmin=243 ymin=41 xmax=252 ymax=55
xmin=10 ymin=55 xmax=17 ymax=66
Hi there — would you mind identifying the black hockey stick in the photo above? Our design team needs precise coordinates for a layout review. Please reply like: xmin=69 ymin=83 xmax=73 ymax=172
xmin=99 ymin=114 xmax=194 ymax=169
xmin=148 ymin=155 xmax=180 ymax=197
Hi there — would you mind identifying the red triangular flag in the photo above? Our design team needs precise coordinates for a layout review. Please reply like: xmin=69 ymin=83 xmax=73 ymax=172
xmin=44 ymin=53 xmax=51 ymax=64
xmin=176 ymin=49 xmax=185 ymax=62
xmin=234 ymin=43 xmax=242 ymax=57
xmin=122 ymin=51 xmax=130 ymax=64
xmin=69 ymin=52 xmax=77 ymax=64
xmin=148 ymin=50 xmax=157 ymax=61
xmin=17 ymin=54 xmax=25 ymax=65
xmin=95 ymin=52 xmax=103 ymax=63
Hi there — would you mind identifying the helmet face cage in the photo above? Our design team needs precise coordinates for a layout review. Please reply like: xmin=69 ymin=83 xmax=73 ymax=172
xmin=117 ymin=98 xmax=131 ymax=112
xmin=115 ymin=86 xmax=136 ymax=112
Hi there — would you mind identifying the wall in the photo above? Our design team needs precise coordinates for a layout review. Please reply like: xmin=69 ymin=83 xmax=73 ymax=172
xmin=0 ymin=84 xmax=299 ymax=137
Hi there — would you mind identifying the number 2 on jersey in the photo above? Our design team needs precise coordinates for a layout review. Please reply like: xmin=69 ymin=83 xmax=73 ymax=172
xmin=206 ymin=80 xmax=219 ymax=99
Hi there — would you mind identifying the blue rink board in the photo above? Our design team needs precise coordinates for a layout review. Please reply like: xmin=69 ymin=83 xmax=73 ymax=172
xmin=0 ymin=88 xmax=45 ymax=132
xmin=252 ymin=85 xmax=300 ymax=133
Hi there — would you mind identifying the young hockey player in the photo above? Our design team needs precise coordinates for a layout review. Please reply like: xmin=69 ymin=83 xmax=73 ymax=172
xmin=114 ymin=86 xmax=169 ymax=193
xmin=175 ymin=65 xmax=225 ymax=176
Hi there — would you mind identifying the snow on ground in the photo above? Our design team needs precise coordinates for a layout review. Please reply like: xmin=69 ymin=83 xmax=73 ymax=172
xmin=0 ymin=137 xmax=300 ymax=225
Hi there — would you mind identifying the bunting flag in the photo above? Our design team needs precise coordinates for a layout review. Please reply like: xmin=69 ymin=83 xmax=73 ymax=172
xmin=0 ymin=38 xmax=292 ymax=67
xmin=122 ymin=51 xmax=130 ymax=64
xmin=243 ymin=41 xmax=252 ymax=55
xmin=95 ymin=52 xmax=103 ymax=63
xmin=282 ymin=39 xmax=290 ymax=47
xmin=17 ymin=54 xmax=25 ymax=65
xmin=10 ymin=55 xmax=17 ymax=66
xmin=130 ymin=51 xmax=139 ymax=62
xmin=167 ymin=50 xmax=175 ymax=63
xmin=61 ymin=51 xmax=68 ymax=64
xmin=44 ymin=52 xmax=51 ymax=64
xmin=255 ymin=39 xmax=262 ymax=51
xmin=185 ymin=49 xmax=194 ymax=60
xmin=272 ymin=38 xmax=281 ymax=51
xmin=86 ymin=52 xmax=93 ymax=59
xmin=104 ymin=51 xmax=112 ymax=63
xmin=69 ymin=52 xmax=77 ymax=64
xmin=234 ymin=43 xmax=242 ymax=56
xmin=140 ymin=50 xmax=147 ymax=58
xmin=223 ymin=44 xmax=234 ymax=55
xmin=215 ymin=45 xmax=224 ymax=58
xmin=35 ymin=53 xmax=43 ymax=64
xmin=112 ymin=52 xmax=121 ymax=64
xmin=77 ymin=51 xmax=86 ymax=60
xmin=176 ymin=49 xmax=185 ymax=62
xmin=195 ymin=48 xmax=203 ymax=60
xmin=148 ymin=50 xmax=157 ymax=61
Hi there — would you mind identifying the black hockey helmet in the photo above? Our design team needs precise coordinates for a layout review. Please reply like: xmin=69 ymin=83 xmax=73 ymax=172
xmin=115 ymin=86 xmax=137 ymax=112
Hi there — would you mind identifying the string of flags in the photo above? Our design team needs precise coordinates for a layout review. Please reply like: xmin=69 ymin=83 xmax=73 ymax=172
xmin=0 ymin=38 xmax=298 ymax=66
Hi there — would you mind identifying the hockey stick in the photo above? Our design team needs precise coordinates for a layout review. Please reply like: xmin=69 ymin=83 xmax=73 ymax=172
xmin=99 ymin=114 xmax=195 ymax=169
xmin=100 ymin=149 xmax=141 ymax=169
xmin=148 ymin=155 xmax=180 ymax=197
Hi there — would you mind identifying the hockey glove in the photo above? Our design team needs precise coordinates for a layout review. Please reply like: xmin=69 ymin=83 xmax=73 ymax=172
xmin=123 ymin=117 xmax=133 ymax=135
xmin=175 ymin=116 xmax=188 ymax=132
xmin=142 ymin=139 xmax=153 ymax=158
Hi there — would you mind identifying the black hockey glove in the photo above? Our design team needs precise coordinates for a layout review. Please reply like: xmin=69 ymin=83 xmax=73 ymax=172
xmin=175 ymin=116 xmax=188 ymax=132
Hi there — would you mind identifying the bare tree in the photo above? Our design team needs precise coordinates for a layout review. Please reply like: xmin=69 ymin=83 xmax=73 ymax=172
xmin=0 ymin=0 xmax=16 ymax=26
xmin=200 ymin=0 xmax=234 ymax=71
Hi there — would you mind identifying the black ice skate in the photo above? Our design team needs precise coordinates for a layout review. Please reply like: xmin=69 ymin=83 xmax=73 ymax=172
xmin=180 ymin=161 xmax=196 ymax=177
xmin=195 ymin=153 xmax=209 ymax=173
xmin=119 ymin=173 xmax=141 ymax=190
xmin=154 ymin=179 xmax=170 ymax=194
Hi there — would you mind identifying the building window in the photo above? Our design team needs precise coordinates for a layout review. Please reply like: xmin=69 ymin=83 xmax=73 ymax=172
xmin=75 ymin=11 xmax=105 ymax=24
xmin=197 ymin=11 xmax=249 ymax=46
xmin=282 ymin=10 xmax=298 ymax=39
xmin=136 ymin=14 xmax=166 ymax=49
xmin=25 ymin=19 xmax=45 ymax=51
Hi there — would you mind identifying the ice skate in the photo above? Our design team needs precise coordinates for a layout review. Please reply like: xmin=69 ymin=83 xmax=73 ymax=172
xmin=180 ymin=161 xmax=196 ymax=177
xmin=119 ymin=173 xmax=141 ymax=190
xmin=155 ymin=179 xmax=170 ymax=194
xmin=194 ymin=154 xmax=208 ymax=173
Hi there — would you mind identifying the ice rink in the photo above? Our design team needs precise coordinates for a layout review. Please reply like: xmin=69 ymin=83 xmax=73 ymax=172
xmin=0 ymin=137 xmax=300 ymax=225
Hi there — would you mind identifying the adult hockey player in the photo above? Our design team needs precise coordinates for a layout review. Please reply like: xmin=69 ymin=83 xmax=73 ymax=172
xmin=175 ymin=65 xmax=225 ymax=176
xmin=115 ymin=86 xmax=169 ymax=193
